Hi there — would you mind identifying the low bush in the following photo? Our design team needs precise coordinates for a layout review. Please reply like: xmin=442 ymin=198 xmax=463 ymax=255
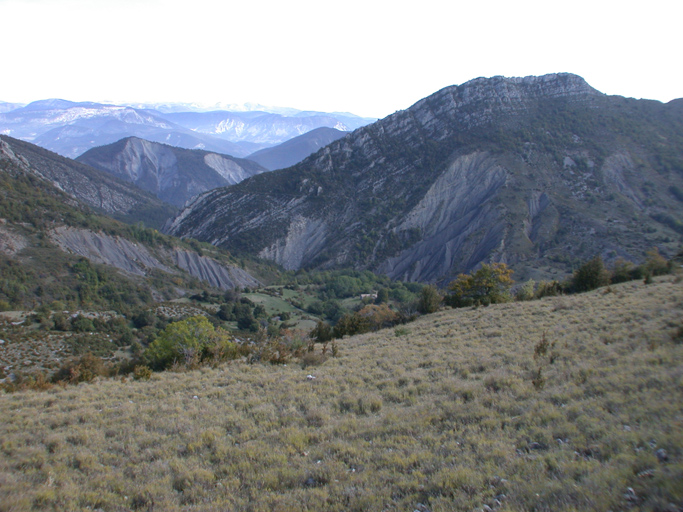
xmin=144 ymin=315 xmax=237 ymax=370
xmin=52 ymin=353 xmax=109 ymax=384
xmin=572 ymin=256 xmax=611 ymax=292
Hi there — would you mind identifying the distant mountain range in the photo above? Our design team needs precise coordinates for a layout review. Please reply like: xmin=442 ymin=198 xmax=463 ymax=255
xmin=0 ymin=100 xmax=375 ymax=159
xmin=166 ymin=73 xmax=683 ymax=283
xmin=246 ymin=127 xmax=347 ymax=171
xmin=77 ymin=137 xmax=267 ymax=208
xmin=0 ymin=101 xmax=23 ymax=114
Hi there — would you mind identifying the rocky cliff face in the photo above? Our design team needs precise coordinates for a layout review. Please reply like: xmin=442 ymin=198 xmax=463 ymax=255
xmin=50 ymin=226 xmax=260 ymax=289
xmin=167 ymin=73 xmax=683 ymax=282
xmin=77 ymin=137 xmax=267 ymax=207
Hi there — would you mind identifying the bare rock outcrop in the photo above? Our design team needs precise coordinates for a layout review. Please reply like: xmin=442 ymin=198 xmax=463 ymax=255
xmin=49 ymin=226 xmax=259 ymax=289
xmin=172 ymin=250 xmax=260 ymax=289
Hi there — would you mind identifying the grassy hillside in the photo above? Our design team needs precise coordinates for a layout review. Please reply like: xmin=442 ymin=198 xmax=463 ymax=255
xmin=1 ymin=277 xmax=682 ymax=511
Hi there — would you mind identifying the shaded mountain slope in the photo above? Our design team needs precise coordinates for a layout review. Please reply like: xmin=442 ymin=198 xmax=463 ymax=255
xmin=77 ymin=137 xmax=267 ymax=207
xmin=0 ymin=135 xmax=175 ymax=228
xmin=246 ymin=127 xmax=348 ymax=170
xmin=167 ymin=73 xmax=683 ymax=283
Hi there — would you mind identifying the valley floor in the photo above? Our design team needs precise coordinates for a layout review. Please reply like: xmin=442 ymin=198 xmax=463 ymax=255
xmin=1 ymin=278 xmax=682 ymax=511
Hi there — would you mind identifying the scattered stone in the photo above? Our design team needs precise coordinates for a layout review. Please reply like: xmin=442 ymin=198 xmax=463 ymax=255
xmin=623 ymin=425 xmax=631 ymax=432
xmin=307 ymin=375 xmax=316 ymax=381
xmin=624 ymin=487 xmax=639 ymax=503
xmin=192 ymin=395 xmax=199 ymax=399
xmin=413 ymin=504 xmax=430 ymax=512
xmin=529 ymin=442 xmax=546 ymax=450
xmin=637 ymin=468 xmax=655 ymax=478
xmin=304 ymin=477 xmax=316 ymax=487
xmin=482 ymin=505 xmax=494 ymax=512
xmin=656 ymin=448 xmax=669 ymax=462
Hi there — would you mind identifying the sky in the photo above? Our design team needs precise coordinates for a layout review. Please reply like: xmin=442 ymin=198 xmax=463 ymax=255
xmin=0 ymin=0 xmax=681 ymax=119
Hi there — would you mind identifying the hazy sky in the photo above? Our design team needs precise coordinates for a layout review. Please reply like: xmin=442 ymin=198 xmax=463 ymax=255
xmin=1 ymin=0 xmax=680 ymax=118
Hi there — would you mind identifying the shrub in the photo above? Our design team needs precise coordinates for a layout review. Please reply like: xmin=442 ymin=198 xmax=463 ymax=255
xmin=417 ymin=285 xmax=442 ymax=314
xmin=53 ymin=353 xmax=109 ymax=384
xmin=644 ymin=247 xmax=671 ymax=276
xmin=375 ymin=288 xmax=389 ymax=304
xmin=394 ymin=326 xmax=410 ymax=337
xmin=235 ymin=303 xmax=258 ymax=331
xmin=71 ymin=315 xmax=95 ymax=333
xmin=133 ymin=365 xmax=152 ymax=381
xmin=300 ymin=350 xmax=327 ymax=368
xmin=333 ymin=313 xmax=371 ymax=338
xmin=535 ymin=280 xmax=563 ymax=298
xmin=52 ymin=312 xmax=70 ymax=331
xmin=217 ymin=303 xmax=235 ymax=321
xmin=610 ymin=258 xmax=636 ymax=284
xmin=446 ymin=263 xmax=514 ymax=308
xmin=144 ymin=315 xmax=231 ymax=370
xmin=310 ymin=321 xmax=333 ymax=343
xmin=572 ymin=256 xmax=610 ymax=292
xmin=249 ymin=332 xmax=292 ymax=365
xmin=515 ymin=279 xmax=536 ymax=301
xmin=356 ymin=303 xmax=400 ymax=331
xmin=132 ymin=310 xmax=156 ymax=329
xmin=531 ymin=367 xmax=546 ymax=390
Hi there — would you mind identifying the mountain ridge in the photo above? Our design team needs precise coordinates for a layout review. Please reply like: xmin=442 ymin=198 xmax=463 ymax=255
xmin=246 ymin=127 xmax=347 ymax=170
xmin=77 ymin=137 xmax=267 ymax=207
xmin=0 ymin=135 xmax=176 ymax=228
xmin=166 ymin=73 xmax=683 ymax=283
xmin=0 ymin=100 xmax=374 ymax=159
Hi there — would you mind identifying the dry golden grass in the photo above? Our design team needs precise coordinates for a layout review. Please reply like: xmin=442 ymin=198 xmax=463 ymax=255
xmin=1 ymin=277 xmax=682 ymax=511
